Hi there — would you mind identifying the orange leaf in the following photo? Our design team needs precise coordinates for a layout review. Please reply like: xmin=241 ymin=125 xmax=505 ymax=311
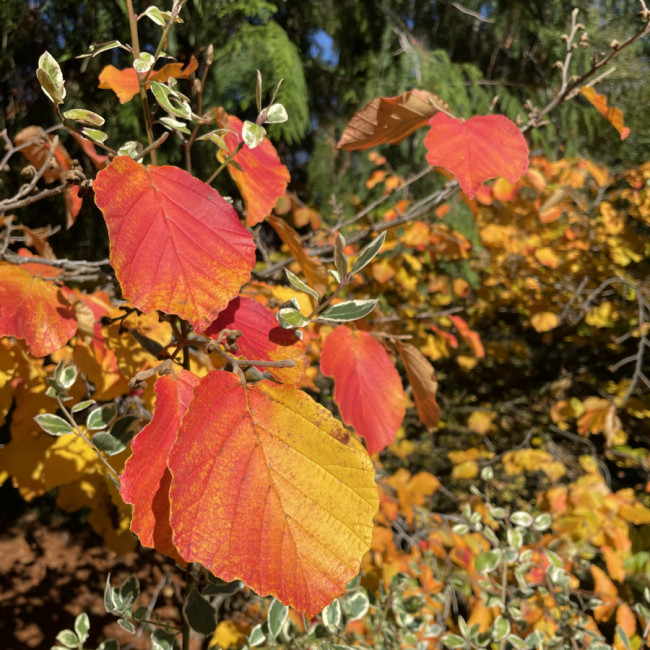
xmin=448 ymin=315 xmax=485 ymax=358
xmin=267 ymin=215 xmax=328 ymax=298
xmin=205 ymin=296 xmax=307 ymax=386
xmin=616 ymin=603 xmax=636 ymax=638
xmin=0 ymin=262 xmax=77 ymax=357
xmin=69 ymin=131 xmax=109 ymax=169
xmin=320 ymin=326 xmax=405 ymax=454
xmin=93 ymin=156 xmax=255 ymax=333
xmin=168 ymin=371 xmax=378 ymax=617
xmin=98 ymin=55 xmax=199 ymax=104
xmin=580 ymin=86 xmax=630 ymax=141
xmin=396 ymin=342 xmax=441 ymax=431
xmin=14 ymin=126 xmax=83 ymax=227
xmin=338 ymin=89 xmax=450 ymax=151
xmin=590 ymin=564 xmax=618 ymax=622
xmin=120 ymin=371 xmax=199 ymax=564
xmin=214 ymin=109 xmax=290 ymax=226
xmin=424 ymin=113 xmax=529 ymax=199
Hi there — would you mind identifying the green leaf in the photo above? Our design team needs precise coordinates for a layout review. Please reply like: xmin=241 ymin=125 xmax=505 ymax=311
xmin=507 ymin=527 xmax=524 ymax=549
xmin=119 ymin=575 xmax=140 ymax=609
xmin=545 ymin=550 xmax=563 ymax=568
xmin=475 ymin=550 xmax=500 ymax=574
xmin=442 ymin=633 xmax=466 ymax=648
xmin=133 ymin=52 xmax=155 ymax=74
xmin=328 ymin=269 xmax=341 ymax=284
xmin=322 ymin=598 xmax=342 ymax=631
xmin=510 ymin=511 xmax=534 ymax=527
xmin=507 ymin=634 xmax=529 ymax=649
xmin=350 ymin=231 xmax=387 ymax=275
xmin=71 ymin=400 xmax=96 ymax=414
xmin=263 ymin=103 xmax=289 ymax=124
xmin=117 ymin=618 xmax=136 ymax=634
xmin=533 ymin=513 xmax=552 ymax=530
xmin=198 ymin=129 xmax=232 ymax=151
xmin=150 ymin=81 xmax=192 ymax=120
xmin=54 ymin=361 xmax=78 ymax=389
xmin=35 ymin=414 xmax=75 ymax=437
xmin=37 ymin=51 xmax=66 ymax=105
xmin=319 ymin=299 xmax=377 ymax=322
xmin=104 ymin=575 xmax=117 ymax=613
xmin=160 ymin=116 xmax=191 ymax=134
xmin=334 ymin=232 xmax=348 ymax=279
xmin=183 ymin=588 xmax=216 ymax=635
xmin=277 ymin=307 xmax=310 ymax=328
xmin=284 ymin=268 xmax=319 ymax=301
xmin=91 ymin=431 xmax=123 ymax=455
xmin=117 ymin=141 xmax=140 ymax=157
xmin=616 ymin=625 xmax=631 ymax=650
xmin=267 ymin=598 xmax=288 ymax=639
xmin=63 ymin=109 xmax=105 ymax=127
xmin=493 ymin=616 xmax=510 ymax=641
xmin=74 ymin=613 xmax=90 ymax=643
xmin=97 ymin=641 xmax=120 ymax=650
xmin=77 ymin=40 xmax=128 ymax=59
xmin=151 ymin=629 xmax=176 ymax=650
xmin=140 ymin=6 xmax=168 ymax=27
xmin=55 ymin=630 xmax=79 ymax=649
xmin=248 ymin=623 xmax=266 ymax=647
xmin=242 ymin=120 xmax=266 ymax=149
xmin=202 ymin=579 xmax=243 ymax=596
xmin=342 ymin=590 xmax=370 ymax=621
xmin=81 ymin=128 xmax=108 ymax=143
xmin=86 ymin=404 xmax=118 ymax=431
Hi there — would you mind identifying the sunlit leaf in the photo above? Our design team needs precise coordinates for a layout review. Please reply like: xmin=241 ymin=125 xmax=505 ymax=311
xmin=214 ymin=109 xmax=290 ymax=226
xmin=591 ymin=565 xmax=618 ymax=622
xmin=205 ymin=296 xmax=307 ymax=386
xmin=424 ymin=113 xmax=529 ymax=199
xmin=93 ymin=156 xmax=255 ymax=333
xmin=580 ymin=86 xmax=630 ymax=141
xmin=320 ymin=326 xmax=405 ymax=454
xmin=168 ymin=371 xmax=378 ymax=618
xmin=338 ymin=89 xmax=450 ymax=151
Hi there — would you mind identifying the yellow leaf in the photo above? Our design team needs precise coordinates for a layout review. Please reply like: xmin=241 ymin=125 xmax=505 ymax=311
xmin=530 ymin=311 xmax=560 ymax=332
xmin=452 ymin=460 xmax=479 ymax=479
xmin=467 ymin=410 xmax=496 ymax=436
xmin=534 ymin=247 xmax=560 ymax=268
xmin=210 ymin=620 xmax=249 ymax=649
xmin=591 ymin=564 xmax=618 ymax=622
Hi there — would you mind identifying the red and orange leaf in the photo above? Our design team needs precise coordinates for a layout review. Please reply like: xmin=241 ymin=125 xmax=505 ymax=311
xmin=267 ymin=215 xmax=328 ymax=298
xmin=338 ymin=89 xmax=450 ymax=151
xmin=580 ymin=86 xmax=630 ymax=141
xmin=120 ymin=371 xmax=199 ymax=564
xmin=424 ymin=113 xmax=529 ymax=199
xmin=396 ymin=342 xmax=441 ymax=431
xmin=98 ymin=55 xmax=199 ymax=104
xmin=167 ymin=371 xmax=378 ymax=617
xmin=14 ymin=126 xmax=82 ymax=227
xmin=69 ymin=131 xmax=109 ymax=169
xmin=448 ymin=315 xmax=485 ymax=358
xmin=590 ymin=564 xmax=618 ymax=622
xmin=205 ymin=296 xmax=307 ymax=386
xmin=93 ymin=156 xmax=255 ymax=333
xmin=320 ymin=326 xmax=405 ymax=454
xmin=0 ymin=263 xmax=77 ymax=357
xmin=214 ymin=109 xmax=290 ymax=227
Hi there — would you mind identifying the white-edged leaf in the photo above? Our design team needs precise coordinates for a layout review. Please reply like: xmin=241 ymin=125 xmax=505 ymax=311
xmin=242 ymin=120 xmax=266 ymax=149
xmin=81 ymin=128 xmax=108 ymax=143
xmin=71 ymin=400 xmax=96 ymax=414
xmin=442 ymin=634 xmax=466 ymax=648
xmin=160 ymin=116 xmax=191 ymax=134
xmin=475 ymin=550 xmax=500 ymax=574
xmin=334 ymin=232 xmax=348 ymax=279
xmin=277 ymin=307 xmax=310 ymax=328
xmin=248 ymin=623 xmax=265 ymax=647
xmin=328 ymin=269 xmax=341 ymax=284
xmin=262 ymin=103 xmax=288 ymax=124
xmin=77 ymin=40 xmax=128 ymax=59
xmin=55 ymin=630 xmax=78 ymax=648
xmin=117 ymin=141 xmax=140 ymax=158
xmin=350 ymin=231 xmax=387 ymax=275
xmin=322 ymin=598 xmax=342 ymax=631
xmin=35 ymin=413 xmax=74 ymax=436
xmin=86 ymin=403 xmax=118 ymax=431
xmin=54 ymin=361 xmax=77 ymax=389
xmin=493 ymin=616 xmax=510 ymax=641
xmin=133 ymin=52 xmax=155 ymax=74
xmin=256 ymin=69 xmax=263 ymax=114
xmin=139 ymin=6 xmax=169 ymax=27
xmin=533 ymin=513 xmax=552 ymax=531
xmin=267 ymin=598 xmax=288 ymax=639
xmin=319 ymin=299 xmax=377 ymax=322
xmin=150 ymin=81 xmax=192 ymax=120
xmin=284 ymin=268 xmax=319 ymax=301
xmin=74 ymin=612 xmax=90 ymax=643
xmin=342 ymin=590 xmax=370 ymax=621
xmin=510 ymin=511 xmax=534 ymax=527
xmin=37 ymin=51 xmax=66 ymax=104
xmin=64 ymin=109 xmax=105 ymax=127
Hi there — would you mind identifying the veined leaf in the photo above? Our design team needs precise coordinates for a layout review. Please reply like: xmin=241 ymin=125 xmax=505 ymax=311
xmin=350 ymin=232 xmax=386 ymax=275
xmin=319 ymin=299 xmax=377 ymax=322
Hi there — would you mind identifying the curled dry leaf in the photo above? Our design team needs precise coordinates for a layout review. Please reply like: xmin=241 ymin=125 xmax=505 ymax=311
xmin=580 ymin=86 xmax=630 ymax=141
xmin=338 ymin=89 xmax=450 ymax=151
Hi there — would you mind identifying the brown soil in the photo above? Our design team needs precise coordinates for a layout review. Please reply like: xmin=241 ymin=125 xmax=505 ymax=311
xmin=0 ymin=485 xmax=191 ymax=650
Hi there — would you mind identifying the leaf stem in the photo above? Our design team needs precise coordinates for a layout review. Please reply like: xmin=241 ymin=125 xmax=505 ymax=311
xmin=206 ymin=142 xmax=244 ymax=184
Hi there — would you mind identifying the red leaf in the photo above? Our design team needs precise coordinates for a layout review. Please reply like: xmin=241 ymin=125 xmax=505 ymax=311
xmin=214 ymin=109 xmax=290 ymax=226
xmin=205 ymin=296 xmax=307 ymax=386
xmin=320 ymin=326 xmax=405 ymax=454
xmin=168 ymin=371 xmax=378 ymax=617
xmin=93 ymin=156 xmax=255 ymax=333
xmin=580 ymin=86 xmax=630 ymax=140
xmin=69 ymin=131 xmax=109 ymax=169
xmin=98 ymin=56 xmax=199 ymax=104
xmin=448 ymin=315 xmax=485 ymax=358
xmin=0 ymin=262 xmax=77 ymax=356
xmin=120 ymin=371 xmax=199 ymax=564
xmin=338 ymin=89 xmax=450 ymax=151
xmin=424 ymin=113 xmax=529 ymax=199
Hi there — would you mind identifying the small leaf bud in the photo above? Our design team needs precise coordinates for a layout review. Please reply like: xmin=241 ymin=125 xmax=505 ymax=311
xmin=609 ymin=39 xmax=620 ymax=49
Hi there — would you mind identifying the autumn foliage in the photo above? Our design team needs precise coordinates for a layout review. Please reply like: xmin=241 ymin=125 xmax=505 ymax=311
xmin=1 ymin=4 xmax=650 ymax=650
